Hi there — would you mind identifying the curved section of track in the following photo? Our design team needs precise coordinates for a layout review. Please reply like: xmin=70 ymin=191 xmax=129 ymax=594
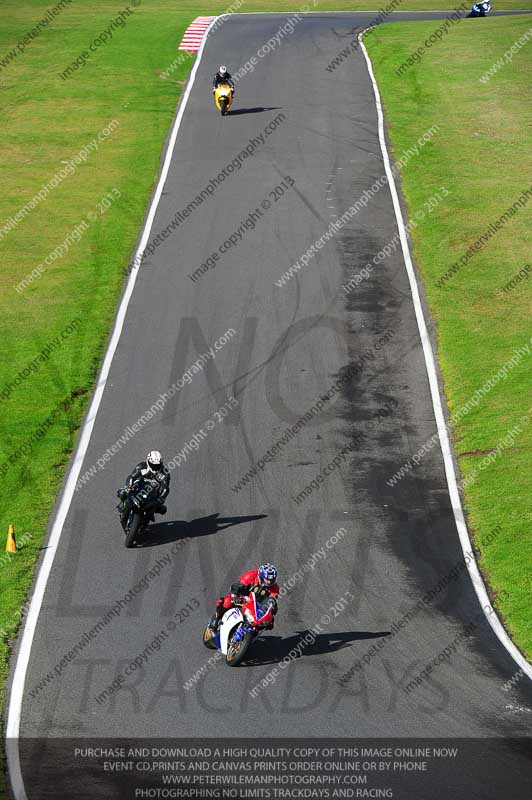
xmin=6 ymin=10 xmax=532 ymax=799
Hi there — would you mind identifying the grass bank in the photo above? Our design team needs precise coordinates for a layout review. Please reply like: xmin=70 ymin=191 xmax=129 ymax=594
xmin=0 ymin=0 xmax=208 ymax=732
xmin=366 ymin=14 xmax=532 ymax=656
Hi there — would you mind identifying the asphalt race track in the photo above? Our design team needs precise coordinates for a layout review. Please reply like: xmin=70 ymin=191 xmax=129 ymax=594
xmin=6 ymin=10 xmax=532 ymax=799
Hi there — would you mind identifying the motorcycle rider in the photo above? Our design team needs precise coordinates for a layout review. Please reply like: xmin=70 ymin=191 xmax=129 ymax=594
xmin=117 ymin=450 xmax=170 ymax=522
xmin=210 ymin=563 xmax=279 ymax=632
xmin=471 ymin=1 xmax=491 ymax=14
xmin=212 ymin=65 xmax=235 ymax=95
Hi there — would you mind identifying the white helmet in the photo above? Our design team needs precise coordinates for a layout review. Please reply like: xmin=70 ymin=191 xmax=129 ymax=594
xmin=219 ymin=65 xmax=227 ymax=76
xmin=146 ymin=450 xmax=163 ymax=472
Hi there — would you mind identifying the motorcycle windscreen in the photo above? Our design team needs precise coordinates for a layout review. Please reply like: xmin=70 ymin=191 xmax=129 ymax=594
xmin=249 ymin=588 xmax=270 ymax=620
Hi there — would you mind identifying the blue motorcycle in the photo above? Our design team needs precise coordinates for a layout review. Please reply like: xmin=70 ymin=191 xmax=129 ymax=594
xmin=470 ymin=2 xmax=492 ymax=16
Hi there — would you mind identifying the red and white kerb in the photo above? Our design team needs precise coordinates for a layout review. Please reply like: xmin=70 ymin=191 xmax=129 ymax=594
xmin=178 ymin=17 xmax=216 ymax=52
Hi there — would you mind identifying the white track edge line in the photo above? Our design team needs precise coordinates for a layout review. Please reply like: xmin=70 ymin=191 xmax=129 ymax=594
xmin=5 ymin=15 xmax=222 ymax=800
xmin=235 ymin=9 xmax=532 ymax=12
xmin=358 ymin=28 xmax=532 ymax=684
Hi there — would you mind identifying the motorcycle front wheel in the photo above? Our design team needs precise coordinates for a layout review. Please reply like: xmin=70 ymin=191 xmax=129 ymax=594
xmin=125 ymin=512 xmax=143 ymax=548
xmin=220 ymin=99 xmax=227 ymax=116
xmin=226 ymin=628 xmax=252 ymax=666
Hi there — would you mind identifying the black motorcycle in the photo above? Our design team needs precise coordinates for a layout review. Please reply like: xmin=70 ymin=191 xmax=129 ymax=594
xmin=119 ymin=477 xmax=163 ymax=548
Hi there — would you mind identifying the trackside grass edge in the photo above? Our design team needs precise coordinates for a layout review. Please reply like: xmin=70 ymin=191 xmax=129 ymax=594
xmin=365 ymin=15 xmax=532 ymax=658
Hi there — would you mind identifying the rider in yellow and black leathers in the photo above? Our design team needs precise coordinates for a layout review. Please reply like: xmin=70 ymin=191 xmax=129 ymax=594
xmin=212 ymin=65 xmax=235 ymax=94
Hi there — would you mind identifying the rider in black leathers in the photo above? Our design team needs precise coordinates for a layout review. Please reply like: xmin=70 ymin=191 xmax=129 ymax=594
xmin=117 ymin=450 xmax=170 ymax=523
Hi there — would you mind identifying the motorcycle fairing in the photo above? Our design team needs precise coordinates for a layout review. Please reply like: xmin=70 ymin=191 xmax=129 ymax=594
xmin=219 ymin=607 xmax=243 ymax=654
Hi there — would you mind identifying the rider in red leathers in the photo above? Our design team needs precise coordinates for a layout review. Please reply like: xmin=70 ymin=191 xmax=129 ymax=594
xmin=210 ymin=564 xmax=279 ymax=631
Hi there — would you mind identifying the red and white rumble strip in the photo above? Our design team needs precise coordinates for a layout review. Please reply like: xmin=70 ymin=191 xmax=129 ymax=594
xmin=178 ymin=16 xmax=216 ymax=52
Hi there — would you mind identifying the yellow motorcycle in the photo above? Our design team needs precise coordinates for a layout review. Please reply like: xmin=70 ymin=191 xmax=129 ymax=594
xmin=213 ymin=83 xmax=233 ymax=116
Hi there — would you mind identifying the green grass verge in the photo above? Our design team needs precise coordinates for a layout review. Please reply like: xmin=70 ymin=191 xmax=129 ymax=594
xmin=0 ymin=0 xmax=207 ymax=742
xmin=171 ymin=0 xmax=531 ymax=8
xmin=366 ymin=15 xmax=532 ymax=656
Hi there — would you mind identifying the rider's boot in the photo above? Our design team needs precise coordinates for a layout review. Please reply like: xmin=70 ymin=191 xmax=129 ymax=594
xmin=209 ymin=605 xmax=224 ymax=631
xmin=116 ymin=488 xmax=127 ymax=514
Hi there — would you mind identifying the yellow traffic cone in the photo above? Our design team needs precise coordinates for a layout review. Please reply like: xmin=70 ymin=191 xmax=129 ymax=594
xmin=5 ymin=524 xmax=16 ymax=553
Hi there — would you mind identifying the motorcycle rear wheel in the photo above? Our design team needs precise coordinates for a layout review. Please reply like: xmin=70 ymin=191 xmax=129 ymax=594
xmin=125 ymin=512 xmax=143 ymax=548
xmin=226 ymin=629 xmax=252 ymax=666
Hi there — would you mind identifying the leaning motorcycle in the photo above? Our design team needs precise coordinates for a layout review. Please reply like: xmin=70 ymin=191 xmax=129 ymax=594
xmin=470 ymin=2 xmax=492 ymax=16
xmin=119 ymin=477 xmax=162 ymax=548
xmin=213 ymin=83 xmax=233 ymax=116
xmin=202 ymin=587 xmax=275 ymax=666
